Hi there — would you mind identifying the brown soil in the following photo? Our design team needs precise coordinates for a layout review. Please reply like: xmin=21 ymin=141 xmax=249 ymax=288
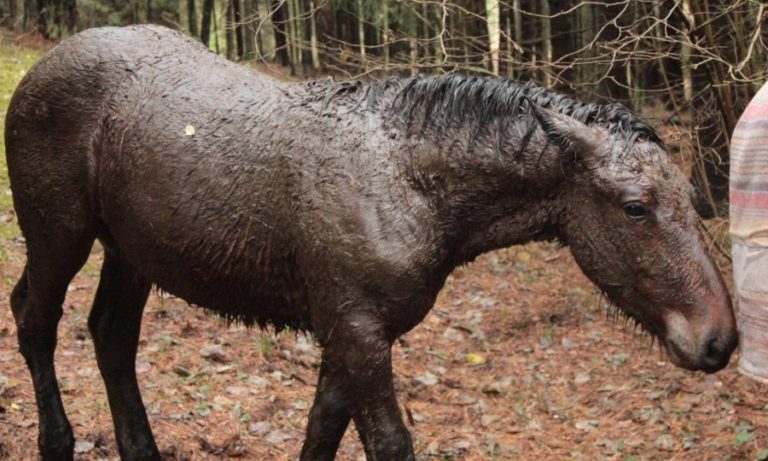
xmin=1 ymin=236 xmax=766 ymax=461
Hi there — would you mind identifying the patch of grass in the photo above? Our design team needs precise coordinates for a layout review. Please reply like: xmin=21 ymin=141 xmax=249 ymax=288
xmin=259 ymin=335 xmax=273 ymax=360
xmin=0 ymin=43 xmax=43 ymax=244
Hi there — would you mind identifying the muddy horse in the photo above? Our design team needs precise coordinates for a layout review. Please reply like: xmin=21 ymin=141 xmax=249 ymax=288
xmin=6 ymin=25 xmax=736 ymax=460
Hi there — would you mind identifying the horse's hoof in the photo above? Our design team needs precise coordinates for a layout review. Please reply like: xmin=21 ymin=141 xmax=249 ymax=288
xmin=39 ymin=445 xmax=74 ymax=461
xmin=118 ymin=444 xmax=162 ymax=461
xmin=39 ymin=432 xmax=75 ymax=461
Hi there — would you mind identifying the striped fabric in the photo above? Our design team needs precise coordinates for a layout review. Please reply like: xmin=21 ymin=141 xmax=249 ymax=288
xmin=730 ymin=81 xmax=768 ymax=381
xmin=731 ymin=83 xmax=768 ymax=245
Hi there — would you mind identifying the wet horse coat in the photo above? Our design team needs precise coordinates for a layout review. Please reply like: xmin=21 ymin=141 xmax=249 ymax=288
xmin=6 ymin=25 xmax=736 ymax=460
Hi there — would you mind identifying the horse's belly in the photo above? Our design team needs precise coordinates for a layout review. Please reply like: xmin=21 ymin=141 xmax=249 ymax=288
xmin=97 ymin=167 xmax=310 ymax=330
xmin=111 ymin=226 xmax=310 ymax=329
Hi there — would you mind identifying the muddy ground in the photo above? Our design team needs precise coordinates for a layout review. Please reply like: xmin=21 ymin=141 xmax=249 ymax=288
xmin=1 ymin=38 xmax=767 ymax=461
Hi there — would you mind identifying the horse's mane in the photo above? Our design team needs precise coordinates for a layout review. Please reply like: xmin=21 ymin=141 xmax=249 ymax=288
xmin=302 ymin=74 xmax=661 ymax=149
xmin=384 ymin=74 xmax=662 ymax=145
xmin=308 ymin=74 xmax=656 ymax=149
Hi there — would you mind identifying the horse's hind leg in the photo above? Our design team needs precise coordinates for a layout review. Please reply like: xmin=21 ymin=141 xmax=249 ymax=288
xmin=11 ymin=238 xmax=94 ymax=460
xmin=87 ymin=249 xmax=158 ymax=460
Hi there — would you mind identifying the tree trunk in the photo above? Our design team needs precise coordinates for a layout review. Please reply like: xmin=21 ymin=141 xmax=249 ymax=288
xmin=461 ymin=7 xmax=470 ymax=67
xmin=382 ymin=0 xmax=389 ymax=70
xmin=271 ymin=0 xmax=289 ymax=66
xmin=578 ymin=1 xmax=593 ymax=83
xmin=244 ymin=0 xmax=255 ymax=59
xmin=187 ymin=0 xmax=198 ymax=36
xmin=301 ymin=0 xmax=311 ymax=72
xmin=293 ymin=0 xmax=302 ymax=70
xmin=540 ymin=0 xmax=552 ymax=86
xmin=225 ymin=0 xmax=234 ymax=60
xmin=432 ymin=4 xmax=442 ymax=66
xmin=64 ymin=0 xmax=75 ymax=33
xmin=286 ymin=0 xmax=295 ymax=67
xmin=22 ymin=0 xmax=34 ymax=31
xmin=255 ymin=0 xmax=266 ymax=58
xmin=420 ymin=1 xmax=429 ymax=62
xmin=212 ymin=0 xmax=219 ymax=54
xmin=308 ymin=0 xmax=319 ymax=70
xmin=285 ymin=0 xmax=297 ymax=73
xmin=34 ymin=0 xmax=47 ymax=37
xmin=356 ymin=0 xmax=365 ymax=68
xmin=681 ymin=0 xmax=693 ymax=104
xmin=200 ymin=0 xmax=214 ymax=46
xmin=8 ymin=0 xmax=18 ymax=26
xmin=504 ymin=7 xmax=512 ymax=77
xmin=334 ymin=4 xmax=342 ymax=47
xmin=232 ymin=0 xmax=244 ymax=60
xmin=485 ymin=0 xmax=500 ymax=75
xmin=626 ymin=1 xmax=642 ymax=111
xmin=408 ymin=6 xmax=417 ymax=75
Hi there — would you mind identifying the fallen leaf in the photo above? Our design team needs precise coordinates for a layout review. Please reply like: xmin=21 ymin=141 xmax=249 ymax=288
xmin=74 ymin=440 xmax=94 ymax=454
xmin=172 ymin=365 xmax=191 ymax=377
xmin=249 ymin=421 xmax=271 ymax=436
xmin=200 ymin=345 xmax=228 ymax=363
xmin=574 ymin=372 xmax=591 ymax=385
xmin=466 ymin=353 xmax=486 ymax=365
xmin=414 ymin=372 xmax=438 ymax=386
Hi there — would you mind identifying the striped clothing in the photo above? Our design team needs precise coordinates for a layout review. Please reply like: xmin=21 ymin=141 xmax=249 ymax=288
xmin=731 ymin=82 xmax=768 ymax=245
xmin=730 ymin=82 xmax=768 ymax=381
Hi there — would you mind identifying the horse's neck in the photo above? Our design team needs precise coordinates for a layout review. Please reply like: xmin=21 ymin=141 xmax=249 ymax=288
xmin=399 ymin=122 xmax=566 ymax=262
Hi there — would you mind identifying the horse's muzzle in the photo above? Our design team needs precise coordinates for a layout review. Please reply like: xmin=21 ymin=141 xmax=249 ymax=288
xmin=663 ymin=309 xmax=738 ymax=373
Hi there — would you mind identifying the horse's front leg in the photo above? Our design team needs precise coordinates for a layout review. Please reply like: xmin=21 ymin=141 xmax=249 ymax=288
xmin=326 ymin=310 xmax=415 ymax=461
xmin=299 ymin=350 xmax=352 ymax=461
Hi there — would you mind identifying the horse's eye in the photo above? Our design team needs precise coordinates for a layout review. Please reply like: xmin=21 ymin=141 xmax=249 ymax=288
xmin=623 ymin=202 xmax=648 ymax=221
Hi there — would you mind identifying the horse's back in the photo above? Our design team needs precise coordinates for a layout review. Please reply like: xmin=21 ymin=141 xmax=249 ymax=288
xmin=6 ymin=24 xmax=278 ymax=167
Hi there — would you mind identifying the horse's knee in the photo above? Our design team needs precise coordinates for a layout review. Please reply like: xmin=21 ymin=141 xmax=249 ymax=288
xmin=14 ymin=303 xmax=62 ymax=363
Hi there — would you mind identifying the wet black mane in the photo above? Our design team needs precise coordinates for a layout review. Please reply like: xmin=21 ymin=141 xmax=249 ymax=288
xmin=384 ymin=74 xmax=662 ymax=145
xmin=322 ymin=74 xmax=661 ymax=148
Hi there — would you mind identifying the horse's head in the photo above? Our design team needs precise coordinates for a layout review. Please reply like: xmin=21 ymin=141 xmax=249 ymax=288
xmin=533 ymin=105 xmax=737 ymax=373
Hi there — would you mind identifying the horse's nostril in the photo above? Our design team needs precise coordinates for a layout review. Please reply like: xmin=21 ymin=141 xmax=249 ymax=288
xmin=706 ymin=336 xmax=723 ymax=360
xmin=701 ymin=330 xmax=737 ymax=372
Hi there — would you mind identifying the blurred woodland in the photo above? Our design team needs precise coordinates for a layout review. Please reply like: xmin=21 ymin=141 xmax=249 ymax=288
xmin=1 ymin=0 xmax=766 ymax=217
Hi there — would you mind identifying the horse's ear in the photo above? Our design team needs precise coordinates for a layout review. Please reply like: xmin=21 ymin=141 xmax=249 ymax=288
xmin=529 ymin=103 xmax=604 ymax=165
